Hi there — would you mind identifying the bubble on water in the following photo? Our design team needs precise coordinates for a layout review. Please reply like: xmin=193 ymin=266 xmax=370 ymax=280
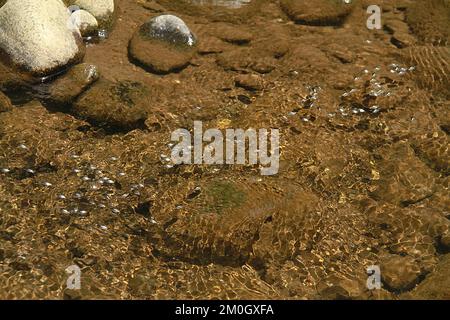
xmin=98 ymin=29 xmax=109 ymax=40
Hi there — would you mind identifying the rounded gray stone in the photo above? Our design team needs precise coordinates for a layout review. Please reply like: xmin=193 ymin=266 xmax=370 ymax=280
xmin=70 ymin=9 xmax=99 ymax=37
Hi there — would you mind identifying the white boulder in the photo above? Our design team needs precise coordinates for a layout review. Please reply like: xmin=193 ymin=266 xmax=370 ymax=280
xmin=0 ymin=0 xmax=85 ymax=76
xmin=70 ymin=9 xmax=98 ymax=36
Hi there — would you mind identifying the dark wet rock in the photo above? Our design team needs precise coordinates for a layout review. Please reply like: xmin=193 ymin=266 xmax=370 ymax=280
xmin=70 ymin=9 xmax=99 ymax=37
xmin=380 ymin=254 xmax=422 ymax=292
xmin=371 ymin=142 xmax=436 ymax=206
xmin=73 ymin=79 xmax=149 ymax=129
xmin=0 ymin=91 xmax=12 ymax=113
xmin=69 ymin=0 xmax=115 ymax=29
xmin=405 ymin=254 xmax=450 ymax=299
xmin=280 ymin=0 xmax=354 ymax=26
xmin=235 ymin=74 xmax=264 ymax=91
xmin=0 ymin=0 xmax=85 ymax=77
xmin=406 ymin=0 xmax=450 ymax=45
xmin=129 ymin=14 xmax=197 ymax=74
xmin=47 ymin=63 xmax=99 ymax=106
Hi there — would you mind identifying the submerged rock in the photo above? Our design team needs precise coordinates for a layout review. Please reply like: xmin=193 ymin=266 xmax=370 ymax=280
xmin=280 ymin=0 xmax=354 ymax=26
xmin=380 ymin=254 xmax=422 ymax=292
xmin=129 ymin=14 xmax=197 ymax=74
xmin=70 ymin=0 xmax=115 ymax=29
xmin=210 ymin=23 xmax=253 ymax=45
xmin=371 ymin=142 xmax=436 ymax=206
xmin=0 ymin=0 xmax=85 ymax=77
xmin=0 ymin=91 xmax=12 ymax=113
xmin=73 ymin=80 xmax=149 ymax=129
xmin=406 ymin=254 xmax=450 ymax=299
xmin=70 ymin=9 xmax=99 ymax=37
xmin=235 ymin=74 xmax=264 ymax=91
xmin=47 ymin=63 xmax=100 ymax=106
xmin=406 ymin=0 xmax=450 ymax=45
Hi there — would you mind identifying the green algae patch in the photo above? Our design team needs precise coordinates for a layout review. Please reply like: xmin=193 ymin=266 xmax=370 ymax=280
xmin=203 ymin=181 xmax=246 ymax=214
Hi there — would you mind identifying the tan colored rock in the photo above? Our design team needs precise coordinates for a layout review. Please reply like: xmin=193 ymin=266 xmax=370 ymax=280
xmin=380 ymin=254 xmax=422 ymax=291
xmin=73 ymin=79 xmax=148 ymax=129
xmin=405 ymin=254 xmax=450 ymax=299
xmin=235 ymin=74 xmax=264 ymax=91
xmin=280 ymin=0 xmax=354 ymax=26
